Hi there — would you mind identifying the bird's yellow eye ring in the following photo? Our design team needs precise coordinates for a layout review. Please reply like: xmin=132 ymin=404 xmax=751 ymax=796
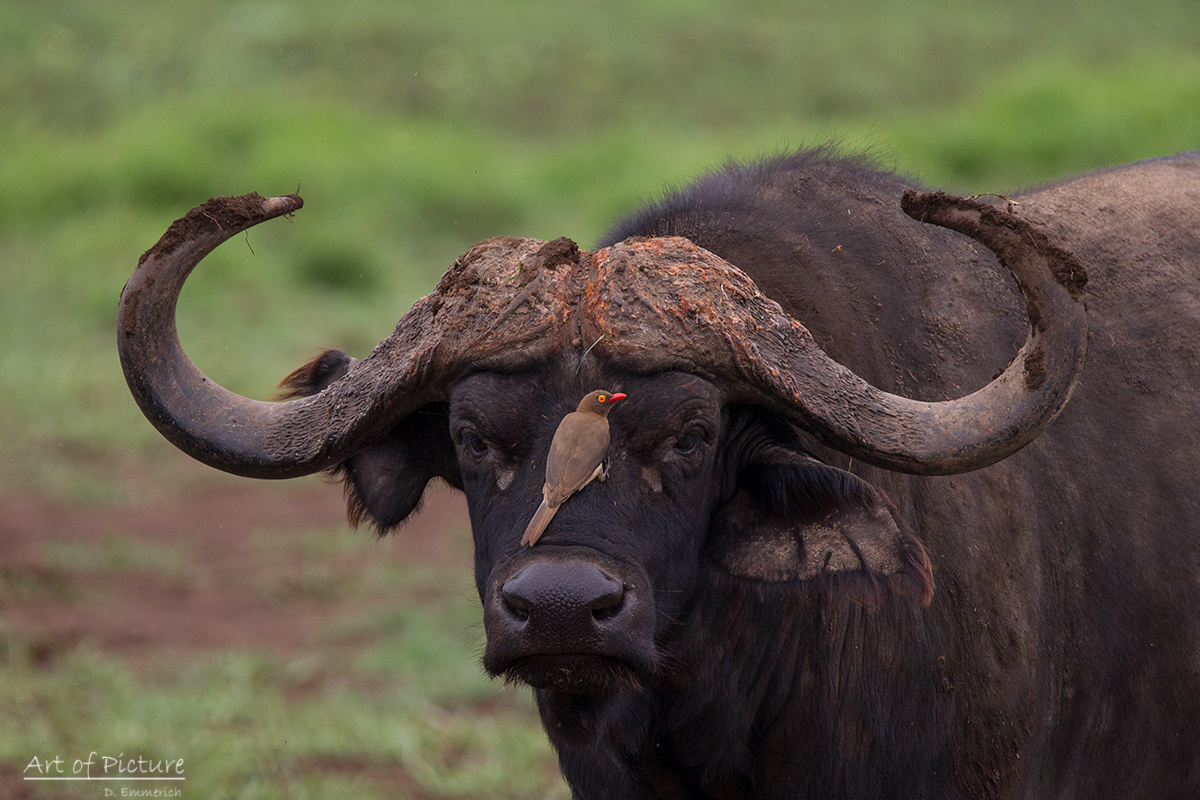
xmin=598 ymin=395 xmax=607 ymax=403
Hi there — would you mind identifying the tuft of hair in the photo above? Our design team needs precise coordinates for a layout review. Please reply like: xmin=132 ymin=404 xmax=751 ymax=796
xmin=889 ymin=534 xmax=935 ymax=607
xmin=319 ymin=457 xmax=418 ymax=537
xmin=324 ymin=454 xmax=430 ymax=537
xmin=336 ymin=464 xmax=380 ymax=533
xmin=277 ymin=349 xmax=354 ymax=399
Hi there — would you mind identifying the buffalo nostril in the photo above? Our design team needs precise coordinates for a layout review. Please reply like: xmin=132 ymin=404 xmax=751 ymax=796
xmin=502 ymin=587 xmax=533 ymax=622
xmin=590 ymin=583 xmax=628 ymax=622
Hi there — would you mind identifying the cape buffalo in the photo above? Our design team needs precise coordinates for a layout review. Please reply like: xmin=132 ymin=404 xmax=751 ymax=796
xmin=118 ymin=148 xmax=1200 ymax=799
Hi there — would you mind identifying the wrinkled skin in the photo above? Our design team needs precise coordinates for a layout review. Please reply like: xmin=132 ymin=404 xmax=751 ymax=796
xmin=131 ymin=148 xmax=1200 ymax=798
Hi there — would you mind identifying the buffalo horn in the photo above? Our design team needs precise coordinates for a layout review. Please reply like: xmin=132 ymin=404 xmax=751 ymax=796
xmin=119 ymin=190 xmax=1087 ymax=479
xmin=580 ymin=191 xmax=1089 ymax=475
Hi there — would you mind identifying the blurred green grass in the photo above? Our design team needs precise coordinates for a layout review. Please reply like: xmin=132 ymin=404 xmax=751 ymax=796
xmin=1 ymin=519 xmax=567 ymax=799
xmin=1 ymin=1 xmax=1198 ymax=797
xmin=2 ymin=0 xmax=1198 ymax=498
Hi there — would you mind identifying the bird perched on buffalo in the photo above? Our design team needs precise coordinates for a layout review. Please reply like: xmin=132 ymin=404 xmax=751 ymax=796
xmin=521 ymin=390 xmax=626 ymax=546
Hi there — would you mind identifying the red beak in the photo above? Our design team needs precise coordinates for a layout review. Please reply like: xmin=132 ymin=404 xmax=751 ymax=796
xmin=610 ymin=393 xmax=627 ymax=403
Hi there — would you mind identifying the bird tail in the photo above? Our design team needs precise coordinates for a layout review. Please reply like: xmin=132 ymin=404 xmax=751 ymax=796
xmin=521 ymin=499 xmax=559 ymax=547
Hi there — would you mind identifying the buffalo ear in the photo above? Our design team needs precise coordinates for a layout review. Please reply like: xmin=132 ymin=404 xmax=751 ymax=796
xmin=277 ymin=350 xmax=461 ymax=533
xmin=710 ymin=454 xmax=934 ymax=607
xmin=337 ymin=405 xmax=462 ymax=533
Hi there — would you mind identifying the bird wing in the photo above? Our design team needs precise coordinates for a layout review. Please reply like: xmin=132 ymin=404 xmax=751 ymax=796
xmin=544 ymin=412 xmax=610 ymax=507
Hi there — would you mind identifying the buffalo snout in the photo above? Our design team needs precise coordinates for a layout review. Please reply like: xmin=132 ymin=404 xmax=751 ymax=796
xmin=500 ymin=561 xmax=627 ymax=631
xmin=482 ymin=554 xmax=658 ymax=693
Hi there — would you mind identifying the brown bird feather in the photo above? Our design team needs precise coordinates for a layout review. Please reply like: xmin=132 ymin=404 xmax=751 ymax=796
xmin=521 ymin=389 xmax=626 ymax=546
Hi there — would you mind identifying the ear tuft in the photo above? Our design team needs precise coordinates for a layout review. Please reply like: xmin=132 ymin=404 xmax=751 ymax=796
xmin=277 ymin=349 xmax=355 ymax=399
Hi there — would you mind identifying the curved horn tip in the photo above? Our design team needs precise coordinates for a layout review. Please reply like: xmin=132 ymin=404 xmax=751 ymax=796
xmin=261 ymin=194 xmax=304 ymax=216
xmin=899 ymin=190 xmax=1015 ymax=238
xmin=134 ymin=191 xmax=305 ymax=270
xmin=900 ymin=189 xmax=1088 ymax=300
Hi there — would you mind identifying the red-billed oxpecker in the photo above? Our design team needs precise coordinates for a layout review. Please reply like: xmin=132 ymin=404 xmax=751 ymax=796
xmin=521 ymin=390 xmax=626 ymax=547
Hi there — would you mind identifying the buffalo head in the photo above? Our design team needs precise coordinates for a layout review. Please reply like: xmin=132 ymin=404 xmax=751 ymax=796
xmin=117 ymin=191 xmax=1087 ymax=700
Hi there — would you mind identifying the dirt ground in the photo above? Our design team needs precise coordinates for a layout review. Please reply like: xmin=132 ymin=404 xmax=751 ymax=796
xmin=0 ymin=478 xmax=474 ymax=659
xmin=1 ymin=475 xmax=483 ymax=799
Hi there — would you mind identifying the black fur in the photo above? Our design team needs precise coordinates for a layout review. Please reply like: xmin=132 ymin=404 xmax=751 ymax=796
xmin=282 ymin=149 xmax=1200 ymax=798
xmin=599 ymin=147 xmax=902 ymax=250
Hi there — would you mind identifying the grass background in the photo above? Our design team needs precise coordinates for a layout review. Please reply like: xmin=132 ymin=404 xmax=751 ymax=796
xmin=1 ymin=0 xmax=1197 ymax=797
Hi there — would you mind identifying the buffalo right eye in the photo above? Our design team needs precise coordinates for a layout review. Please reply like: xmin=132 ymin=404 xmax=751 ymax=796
xmin=458 ymin=431 xmax=490 ymax=458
